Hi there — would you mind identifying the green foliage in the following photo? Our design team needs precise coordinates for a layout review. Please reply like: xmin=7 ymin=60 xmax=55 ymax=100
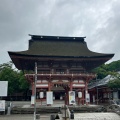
xmin=93 ymin=60 xmax=120 ymax=79
xmin=0 ymin=61 xmax=29 ymax=95
xmin=107 ymin=72 xmax=120 ymax=88
xmin=93 ymin=64 xmax=109 ymax=79
xmin=94 ymin=60 xmax=120 ymax=88
xmin=107 ymin=79 xmax=120 ymax=88
xmin=0 ymin=61 xmax=13 ymax=71
xmin=107 ymin=60 xmax=120 ymax=71
xmin=18 ymin=71 xmax=29 ymax=91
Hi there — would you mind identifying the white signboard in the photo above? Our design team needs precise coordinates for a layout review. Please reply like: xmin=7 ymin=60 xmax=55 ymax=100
xmin=93 ymin=95 xmax=95 ymax=103
xmin=39 ymin=92 xmax=44 ymax=98
xmin=0 ymin=100 xmax=5 ymax=111
xmin=113 ymin=92 xmax=118 ymax=99
xmin=0 ymin=81 xmax=8 ymax=96
xmin=78 ymin=92 xmax=82 ymax=98
xmin=86 ymin=93 xmax=90 ymax=103
xmin=69 ymin=91 xmax=75 ymax=104
xmin=31 ymin=95 xmax=35 ymax=105
xmin=46 ymin=91 xmax=53 ymax=104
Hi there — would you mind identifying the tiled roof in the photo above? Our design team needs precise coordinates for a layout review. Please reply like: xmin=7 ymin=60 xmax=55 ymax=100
xmin=8 ymin=35 xmax=114 ymax=70
xmin=9 ymin=35 xmax=114 ymax=58
xmin=88 ymin=72 xmax=120 ymax=89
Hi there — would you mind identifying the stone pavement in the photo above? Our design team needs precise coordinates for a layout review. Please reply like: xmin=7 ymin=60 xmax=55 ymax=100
xmin=74 ymin=112 xmax=120 ymax=120
xmin=0 ymin=112 xmax=120 ymax=120
xmin=0 ymin=114 xmax=50 ymax=120
xmin=2 ymin=101 xmax=120 ymax=120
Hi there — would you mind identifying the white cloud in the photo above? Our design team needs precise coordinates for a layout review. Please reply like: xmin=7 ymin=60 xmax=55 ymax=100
xmin=0 ymin=0 xmax=120 ymax=64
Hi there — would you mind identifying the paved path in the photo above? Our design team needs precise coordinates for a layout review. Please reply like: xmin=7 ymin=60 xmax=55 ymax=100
xmin=74 ymin=112 xmax=120 ymax=120
xmin=1 ymin=113 xmax=120 ymax=120
xmin=0 ymin=114 xmax=50 ymax=120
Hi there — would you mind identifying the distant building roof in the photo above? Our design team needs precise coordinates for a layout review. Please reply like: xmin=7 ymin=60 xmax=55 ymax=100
xmin=8 ymin=35 xmax=114 ymax=70
xmin=88 ymin=72 xmax=120 ymax=89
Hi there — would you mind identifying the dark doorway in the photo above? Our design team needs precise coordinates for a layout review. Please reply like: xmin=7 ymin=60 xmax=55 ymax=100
xmin=54 ymin=92 xmax=60 ymax=100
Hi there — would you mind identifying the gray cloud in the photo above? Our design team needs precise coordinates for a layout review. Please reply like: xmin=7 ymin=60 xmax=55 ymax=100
xmin=0 ymin=0 xmax=120 ymax=64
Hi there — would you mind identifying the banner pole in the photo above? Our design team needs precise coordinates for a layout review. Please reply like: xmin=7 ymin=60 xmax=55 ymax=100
xmin=34 ymin=62 xmax=37 ymax=120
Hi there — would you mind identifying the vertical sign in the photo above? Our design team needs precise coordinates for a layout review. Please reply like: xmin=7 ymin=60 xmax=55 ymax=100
xmin=0 ymin=100 xmax=5 ymax=111
xmin=113 ymin=92 xmax=118 ymax=100
xmin=39 ymin=92 xmax=44 ymax=98
xmin=69 ymin=91 xmax=75 ymax=104
xmin=86 ymin=93 xmax=90 ymax=103
xmin=47 ymin=91 xmax=53 ymax=104
xmin=93 ymin=95 xmax=95 ymax=103
xmin=0 ymin=81 xmax=8 ymax=96
xmin=78 ymin=92 xmax=82 ymax=98
xmin=31 ymin=95 xmax=35 ymax=105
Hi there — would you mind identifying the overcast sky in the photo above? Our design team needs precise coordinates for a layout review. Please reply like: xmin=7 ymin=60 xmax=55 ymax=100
xmin=0 ymin=0 xmax=120 ymax=64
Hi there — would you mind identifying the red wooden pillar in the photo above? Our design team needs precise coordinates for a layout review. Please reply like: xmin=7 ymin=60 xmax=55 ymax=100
xmin=82 ymin=89 xmax=85 ymax=105
xmin=66 ymin=90 xmax=69 ymax=105
xmin=64 ymin=88 xmax=69 ymax=105
xmin=48 ymin=80 xmax=51 ymax=91
xmin=65 ymin=89 xmax=67 ymax=105
xmin=78 ymin=90 xmax=80 ymax=105
xmin=65 ymin=91 xmax=67 ymax=105
xmin=85 ymin=79 xmax=88 ymax=93
xmin=70 ymin=80 xmax=73 ymax=91
xmin=32 ymin=82 xmax=35 ymax=95
xmin=85 ymin=79 xmax=88 ymax=105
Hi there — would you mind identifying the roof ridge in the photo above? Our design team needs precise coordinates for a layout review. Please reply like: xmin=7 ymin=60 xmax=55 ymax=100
xmin=29 ymin=34 xmax=86 ymax=41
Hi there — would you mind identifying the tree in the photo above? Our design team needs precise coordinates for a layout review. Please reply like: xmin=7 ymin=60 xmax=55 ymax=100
xmin=18 ymin=71 xmax=29 ymax=92
xmin=107 ymin=60 xmax=120 ymax=71
xmin=0 ymin=61 xmax=29 ymax=95
xmin=93 ymin=64 xmax=109 ymax=79
xmin=107 ymin=72 xmax=120 ymax=89
xmin=93 ymin=60 xmax=120 ymax=79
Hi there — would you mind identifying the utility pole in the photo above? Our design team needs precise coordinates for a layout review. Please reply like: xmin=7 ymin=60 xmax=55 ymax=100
xmin=34 ymin=62 xmax=37 ymax=120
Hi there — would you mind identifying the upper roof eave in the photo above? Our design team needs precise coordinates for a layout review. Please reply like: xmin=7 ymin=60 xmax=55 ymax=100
xmin=8 ymin=51 xmax=114 ymax=59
